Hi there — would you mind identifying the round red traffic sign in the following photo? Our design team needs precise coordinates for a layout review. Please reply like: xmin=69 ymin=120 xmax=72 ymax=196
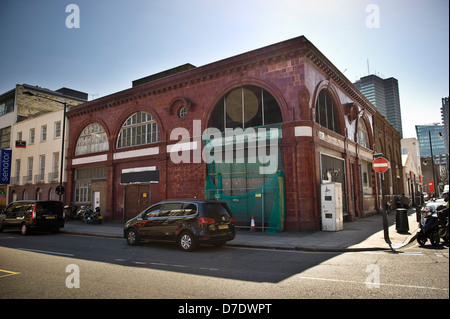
xmin=372 ymin=157 xmax=390 ymax=173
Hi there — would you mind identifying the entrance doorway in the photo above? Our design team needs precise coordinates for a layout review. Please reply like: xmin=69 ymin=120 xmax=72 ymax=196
xmin=123 ymin=184 xmax=160 ymax=221
xmin=120 ymin=167 xmax=160 ymax=220
xmin=320 ymin=153 xmax=347 ymax=215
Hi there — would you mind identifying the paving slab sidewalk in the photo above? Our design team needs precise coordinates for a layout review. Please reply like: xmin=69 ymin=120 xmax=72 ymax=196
xmin=61 ymin=208 xmax=420 ymax=252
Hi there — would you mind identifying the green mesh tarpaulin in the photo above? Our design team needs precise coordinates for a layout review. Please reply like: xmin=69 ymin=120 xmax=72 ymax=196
xmin=203 ymin=125 xmax=285 ymax=233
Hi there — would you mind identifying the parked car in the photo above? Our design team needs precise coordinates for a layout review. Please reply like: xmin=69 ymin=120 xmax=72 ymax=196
xmin=0 ymin=200 xmax=65 ymax=235
xmin=124 ymin=199 xmax=235 ymax=251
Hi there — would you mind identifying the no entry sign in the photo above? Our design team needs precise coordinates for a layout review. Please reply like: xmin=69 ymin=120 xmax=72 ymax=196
xmin=372 ymin=157 xmax=390 ymax=173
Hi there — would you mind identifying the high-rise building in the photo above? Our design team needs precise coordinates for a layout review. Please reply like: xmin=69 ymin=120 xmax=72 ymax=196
xmin=354 ymin=74 xmax=403 ymax=137
xmin=415 ymin=124 xmax=446 ymax=158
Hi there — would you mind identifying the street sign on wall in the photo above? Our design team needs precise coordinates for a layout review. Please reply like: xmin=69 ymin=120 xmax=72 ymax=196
xmin=372 ymin=157 xmax=390 ymax=173
xmin=1 ymin=150 xmax=12 ymax=184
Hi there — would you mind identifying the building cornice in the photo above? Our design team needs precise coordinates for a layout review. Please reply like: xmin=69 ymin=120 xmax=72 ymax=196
xmin=67 ymin=36 xmax=377 ymax=119
xmin=303 ymin=44 xmax=377 ymax=115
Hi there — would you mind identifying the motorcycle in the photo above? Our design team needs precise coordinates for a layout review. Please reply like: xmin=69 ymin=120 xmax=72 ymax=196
xmin=81 ymin=206 xmax=103 ymax=224
xmin=437 ymin=207 xmax=449 ymax=244
xmin=93 ymin=207 xmax=103 ymax=224
xmin=417 ymin=206 xmax=441 ymax=246
xmin=64 ymin=205 xmax=81 ymax=221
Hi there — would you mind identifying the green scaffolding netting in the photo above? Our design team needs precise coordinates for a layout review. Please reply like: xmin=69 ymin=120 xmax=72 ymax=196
xmin=203 ymin=125 xmax=285 ymax=233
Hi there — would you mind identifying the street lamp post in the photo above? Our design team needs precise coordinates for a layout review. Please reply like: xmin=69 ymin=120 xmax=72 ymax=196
xmin=23 ymin=91 xmax=68 ymax=202
xmin=428 ymin=130 xmax=446 ymax=198
xmin=429 ymin=131 xmax=437 ymax=199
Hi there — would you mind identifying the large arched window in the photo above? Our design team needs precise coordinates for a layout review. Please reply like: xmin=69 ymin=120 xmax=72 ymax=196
xmin=315 ymin=89 xmax=342 ymax=134
xmin=209 ymin=86 xmax=282 ymax=131
xmin=357 ymin=119 xmax=371 ymax=149
xmin=117 ymin=111 xmax=160 ymax=149
xmin=75 ymin=123 xmax=109 ymax=156
xmin=206 ymin=85 xmax=284 ymax=232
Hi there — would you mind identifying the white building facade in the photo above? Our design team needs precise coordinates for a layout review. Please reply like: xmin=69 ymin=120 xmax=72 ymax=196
xmin=9 ymin=109 xmax=68 ymax=202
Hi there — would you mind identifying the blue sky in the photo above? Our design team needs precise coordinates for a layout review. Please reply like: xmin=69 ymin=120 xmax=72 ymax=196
xmin=1 ymin=0 xmax=448 ymax=138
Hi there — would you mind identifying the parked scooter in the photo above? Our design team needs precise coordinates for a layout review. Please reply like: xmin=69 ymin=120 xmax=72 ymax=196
xmin=64 ymin=205 xmax=81 ymax=221
xmin=93 ymin=207 xmax=103 ymax=224
xmin=437 ymin=207 xmax=449 ymax=244
xmin=78 ymin=205 xmax=91 ymax=222
xmin=82 ymin=206 xmax=103 ymax=224
xmin=417 ymin=206 xmax=441 ymax=246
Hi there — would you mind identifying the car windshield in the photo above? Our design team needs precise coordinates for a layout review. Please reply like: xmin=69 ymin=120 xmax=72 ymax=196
xmin=204 ymin=202 xmax=231 ymax=221
xmin=35 ymin=202 xmax=63 ymax=215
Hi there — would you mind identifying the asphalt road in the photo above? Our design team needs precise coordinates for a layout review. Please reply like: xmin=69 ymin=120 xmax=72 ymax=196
xmin=1 ymin=230 xmax=448 ymax=301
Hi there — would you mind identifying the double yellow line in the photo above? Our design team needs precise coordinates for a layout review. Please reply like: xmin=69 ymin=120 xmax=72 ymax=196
xmin=0 ymin=269 xmax=20 ymax=278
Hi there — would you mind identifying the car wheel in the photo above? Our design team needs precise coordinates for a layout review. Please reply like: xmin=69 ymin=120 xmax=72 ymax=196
xmin=178 ymin=231 xmax=197 ymax=252
xmin=20 ymin=223 xmax=29 ymax=236
xmin=126 ymin=228 xmax=140 ymax=246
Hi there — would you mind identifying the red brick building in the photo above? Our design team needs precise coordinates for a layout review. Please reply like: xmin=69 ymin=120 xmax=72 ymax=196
xmin=66 ymin=36 xmax=395 ymax=231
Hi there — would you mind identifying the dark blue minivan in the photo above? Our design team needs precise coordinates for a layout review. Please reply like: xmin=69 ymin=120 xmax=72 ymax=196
xmin=124 ymin=199 xmax=235 ymax=251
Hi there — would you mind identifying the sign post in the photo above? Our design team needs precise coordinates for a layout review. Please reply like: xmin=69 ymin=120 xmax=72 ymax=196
xmin=372 ymin=155 xmax=395 ymax=253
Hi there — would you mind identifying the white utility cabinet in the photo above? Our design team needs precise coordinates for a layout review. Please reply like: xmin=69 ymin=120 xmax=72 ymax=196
xmin=321 ymin=182 xmax=343 ymax=231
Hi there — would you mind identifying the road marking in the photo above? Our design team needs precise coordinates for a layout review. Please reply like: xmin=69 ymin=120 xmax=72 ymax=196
xmin=116 ymin=259 xmax=219 ymax=271
xmin=18 ymin=248 xmax=74 ymax=257
xmin=363 ymin=251 xmax=424 ymax=256
xmin=0 ymin=269 xmax=20 ymax=278
xmin=227 ymin=245 xmax=339 ymax=255
xmin=297 ymin=276 xmax=448 ymax=291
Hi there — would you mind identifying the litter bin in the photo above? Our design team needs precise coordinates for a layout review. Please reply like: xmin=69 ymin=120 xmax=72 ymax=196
xmin=395 ymin=208 xmax=409 ymax=233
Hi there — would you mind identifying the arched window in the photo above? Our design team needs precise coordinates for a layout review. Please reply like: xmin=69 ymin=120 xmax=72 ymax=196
xmin=75 ymin=123 xmax=109 ymax=156
xmin=206 ymin=85 xmax=284 ymax=232
xmin=206 ymin=84 xmax=283 ymax=193
xmin=357 ymin=119 xmax=370 ymax=149
xmin=209 ymin=86 xmax=282 ymax=131
xmin=315 ymin=89 xmax=342 ymax=134
xmin=117 ymin=111 xmax=160 ymax=149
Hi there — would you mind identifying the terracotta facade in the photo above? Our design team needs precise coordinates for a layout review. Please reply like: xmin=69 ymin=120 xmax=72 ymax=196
xmin=66 ymin=36 xmax=402 ymax=231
